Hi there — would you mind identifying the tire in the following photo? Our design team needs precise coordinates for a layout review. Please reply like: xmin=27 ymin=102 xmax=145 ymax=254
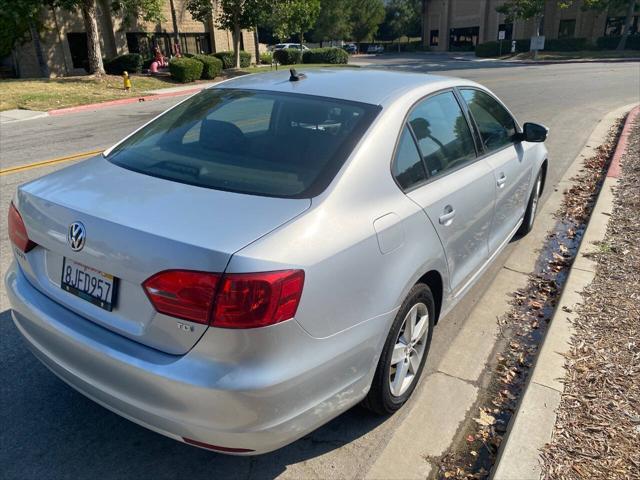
xmin=363 ymin=284 xmax=435 ymax=415
xmin=517 ymin=169 xmax=543 ymax=237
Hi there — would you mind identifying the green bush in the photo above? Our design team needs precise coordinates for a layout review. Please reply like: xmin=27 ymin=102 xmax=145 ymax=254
xmin=104 ymin=53 xmax=143 ymax=75
xmin=475 ymin=41 xmax=500 ymax=57
xmin=273 ymin=48 xmax=302 ymax=65
xmin=213 ymin=50 xmax=252 ymax=68
xmin=302 ymin=47 xmax=348 ymax=64
xmin=545 ymin=37 xmax=589 ymax=51
xmin=193 ymin=54 xmax=223 ymax=79
xmin=596 ymin=35 xmax=640 ymax=50
xmin=260 ymin=51 xmax=273 ymax=64
xmin=169 ymin=57 xmax=203 ymax=82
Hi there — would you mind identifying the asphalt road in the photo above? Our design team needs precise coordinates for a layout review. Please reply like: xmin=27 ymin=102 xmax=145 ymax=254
xmin=1 ymin=54 xmax=639 ymax=479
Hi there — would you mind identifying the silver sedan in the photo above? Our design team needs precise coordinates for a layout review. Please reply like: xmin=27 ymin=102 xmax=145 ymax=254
xmin=6 ymin=69 xmax=548 ymax=454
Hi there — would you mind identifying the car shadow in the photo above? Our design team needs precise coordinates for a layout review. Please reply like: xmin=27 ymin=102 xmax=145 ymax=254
xmin=0 ymin=309 xmax=387 ymax=480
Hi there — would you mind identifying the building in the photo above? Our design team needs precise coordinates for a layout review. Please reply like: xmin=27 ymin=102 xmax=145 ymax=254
xmin=423 ymin=0 xmax=639 ymax=51
xmin=6 ymin=0 xmax=258 ymax=78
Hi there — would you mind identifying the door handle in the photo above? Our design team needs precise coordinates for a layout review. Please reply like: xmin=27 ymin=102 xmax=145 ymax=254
xmin=497 ymin=173 xmax=507 ymax=188
xmin=439 ymin=205 xmax=456 ymax=225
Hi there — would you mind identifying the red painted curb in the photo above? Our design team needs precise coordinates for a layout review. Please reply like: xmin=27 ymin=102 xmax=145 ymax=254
xmin=608 ymin=105 xmax=640 ymax=178
xmin=48 ymin=86 xmax=205 ymax=116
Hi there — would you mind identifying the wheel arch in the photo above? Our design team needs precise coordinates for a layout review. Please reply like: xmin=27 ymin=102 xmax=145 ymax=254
xmin=539 ymin=158 xmax=548 ymax=195
xmin=417 ymin=270 xmax=443 ymax=324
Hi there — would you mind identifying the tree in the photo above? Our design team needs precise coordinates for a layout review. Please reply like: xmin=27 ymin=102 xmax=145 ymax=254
xmin=378 ymin=0 xmax=421 ymax=50
xmin=496 ymin=0 xmax=549 ymax=58
xmin=350 ymin=0 xmax=385 ymax=47
xmin=270 ymin=0 xmax=321 ymax=50
xmin=311 ymin=0 xmax=352 ymax=45
xmin=0 ymin=0 xmax=50 ymax=76
xmin=56 ymin=0 xmax=164 ymax=75
xmin=186 ymin=0 xmax=270 ymax=67
xmin=580 ymin=0 xmax=638 ymax=50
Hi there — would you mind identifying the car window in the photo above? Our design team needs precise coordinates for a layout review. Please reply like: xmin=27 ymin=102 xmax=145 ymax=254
xmin=107 ymin=89 xmax=379 ymax=198
xmin=460 ymin=89 xmax=517 ymax=152
xmin=392 ymin=126 xmax=427 ymax=190
xmin=408 ymin=91 xmax=476 ymax=178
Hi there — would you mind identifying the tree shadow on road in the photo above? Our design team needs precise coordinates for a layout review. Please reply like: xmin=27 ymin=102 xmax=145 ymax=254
xmin=0 ymin=309 xmax=387 ymax=480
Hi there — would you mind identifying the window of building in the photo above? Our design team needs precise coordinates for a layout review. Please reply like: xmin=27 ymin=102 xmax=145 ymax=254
xmin=126 ymin=32 xmax=211 ymax=57
xmin=408 ymin=92 xmax=477 ymax=178
xmin=430 ymin=29 xmax=439 ymax=46
xmin=498 ymin=23 xmax=513 ymax=41
xmin=66 ymin=33 xmax=88 ymax=70
xmin=604 ymin=15 xmax=639 ymax=36
xmin=558 ymin=19 xmax=576 ymax=38
xmin=449 ymin=26 xmax=480 ymax=49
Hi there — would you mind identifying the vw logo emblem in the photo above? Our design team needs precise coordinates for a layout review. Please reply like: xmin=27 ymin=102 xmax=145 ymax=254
xmin=67 ymin=222 xmax=86 ymax=252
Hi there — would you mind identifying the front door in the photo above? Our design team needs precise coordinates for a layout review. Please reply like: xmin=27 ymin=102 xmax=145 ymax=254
xmin=399 ymin=91 xmax=496 ymax=294
xmin=459 ymin=88 xmax=533 ymax=253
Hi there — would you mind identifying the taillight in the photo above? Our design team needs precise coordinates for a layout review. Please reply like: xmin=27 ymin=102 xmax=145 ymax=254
xmin=143 ymin=270 xmax=221 ymax=325
xmin=142 ymin=269 xmax=304 ymax=329
xmin=212 ymin=270 xmax=305 ymax=329
xmin=8 ymin=202 xmax=36 ymax=253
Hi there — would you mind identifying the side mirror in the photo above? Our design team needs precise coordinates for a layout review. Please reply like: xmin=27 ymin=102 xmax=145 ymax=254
xmin=521 ymin=122 xmax=548 ymax=143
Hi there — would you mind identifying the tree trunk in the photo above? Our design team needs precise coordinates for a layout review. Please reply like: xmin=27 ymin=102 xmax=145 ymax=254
xmin=29 ymin=23 xmax=50 ymax=78
xmin=617 ymin=0 xmax=636 ymax=51
xmin=233 ymin=22 xmax=241 ymax=68
xmin=253 ymin=27 xmax=260 ymax=65
xmin=81 ymin=0 xmax=104 ymax=75
xmin=169 ymin=0 xmax=180 ymax=46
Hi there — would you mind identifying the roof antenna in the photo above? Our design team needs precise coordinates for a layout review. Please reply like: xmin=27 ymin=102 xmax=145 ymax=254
xmin=289 ymin=68 xmax=306 ymax=81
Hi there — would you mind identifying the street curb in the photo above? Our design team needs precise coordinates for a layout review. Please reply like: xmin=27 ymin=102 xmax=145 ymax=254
xmin=496 ymin=57 xmax=640 ymax=65
xmin=47 ymin=86 xmax=205 ymax=116
xmin=492 ymin=103 xmax=639 ymax=480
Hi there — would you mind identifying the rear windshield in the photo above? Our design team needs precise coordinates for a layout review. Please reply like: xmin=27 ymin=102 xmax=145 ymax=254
xmin=107 ymin=89 xmax=379 ymax=198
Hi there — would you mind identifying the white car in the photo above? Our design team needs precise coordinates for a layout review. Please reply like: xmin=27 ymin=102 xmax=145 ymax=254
xmin=273 ymin=43 xmax=309 ymax=51
xmin=367 ymin=44 xmax=384 ymax=54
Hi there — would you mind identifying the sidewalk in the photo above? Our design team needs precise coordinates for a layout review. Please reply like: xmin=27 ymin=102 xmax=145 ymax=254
xmin=493 ymin=105 xmax=640 ymax=480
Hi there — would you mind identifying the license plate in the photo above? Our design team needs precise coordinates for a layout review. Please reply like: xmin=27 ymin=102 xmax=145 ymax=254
xmin=61 ymin=258 xmax=117 ymax=311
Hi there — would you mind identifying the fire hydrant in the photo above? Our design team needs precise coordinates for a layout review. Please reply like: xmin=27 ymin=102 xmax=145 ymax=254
xmin=123 ymin=71 xmax=132 ymax=91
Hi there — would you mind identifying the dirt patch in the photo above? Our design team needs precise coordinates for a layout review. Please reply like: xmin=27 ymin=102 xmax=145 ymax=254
xmin=436 ymin=119 xmax=625 ymax=479
xmin=540 ymin=119 xmax=640 ymax=479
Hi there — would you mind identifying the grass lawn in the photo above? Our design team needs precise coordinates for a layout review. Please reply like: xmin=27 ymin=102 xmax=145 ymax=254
xmin=240 ymin=63 xmax=358 ymax=74
xmin=0 ymin=75 xmax=188 ymax=112
xmin=502 ymin=50 xmax=640 ymax=61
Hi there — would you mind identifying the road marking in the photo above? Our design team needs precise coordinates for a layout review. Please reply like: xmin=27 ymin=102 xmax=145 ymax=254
xmin=0 ymin=149 xmax=103 ymax=176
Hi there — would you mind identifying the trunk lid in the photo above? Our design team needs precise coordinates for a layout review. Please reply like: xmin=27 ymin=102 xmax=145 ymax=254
xmin=15 ymin=156 xmax=310 ymax=354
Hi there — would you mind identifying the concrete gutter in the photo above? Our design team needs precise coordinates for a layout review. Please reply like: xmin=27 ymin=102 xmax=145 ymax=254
xmin=492 ymin=103 xmax=640 ymax=480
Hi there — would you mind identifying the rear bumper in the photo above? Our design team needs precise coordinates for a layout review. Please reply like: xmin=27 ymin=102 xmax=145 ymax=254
xmin=6 ymin=263 xmax=389 ymax=455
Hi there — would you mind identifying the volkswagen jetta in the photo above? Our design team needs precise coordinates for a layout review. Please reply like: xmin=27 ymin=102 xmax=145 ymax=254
xmin=6 ymin=69 xmax=548 ymax=454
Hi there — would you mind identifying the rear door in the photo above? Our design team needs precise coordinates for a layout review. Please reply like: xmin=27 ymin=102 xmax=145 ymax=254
xmin=394 ymin=90 xmax=496 ymax=294
xmin=459 ymin=88 xmax=533 ymax=253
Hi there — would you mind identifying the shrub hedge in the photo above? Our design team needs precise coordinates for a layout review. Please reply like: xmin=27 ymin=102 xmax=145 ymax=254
xmin=104 ymin=53 xmax=143 ymax=75
xmin=169 ymin=57 xmax=203 ymax=82
xmin=213 ymin=50 xmax=252 ymax=68
xmin=545 ymin=37 xmax=589 ymax=51
xmin=193 ymin=54 xmax=223 ymax=79
xmin=596 ymin=35 xmax=640 ymax=50
xmin=273 ymin=48 xmax=302 ymax=65
xmin=260 ymin=52 xmax=273 ymax=64
xmin=302 ymin=47 xmax=348 ymax=64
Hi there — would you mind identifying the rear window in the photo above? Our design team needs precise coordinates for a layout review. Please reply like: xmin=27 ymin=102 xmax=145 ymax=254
xmin=107 ymin=89 xmax=379 ymax=198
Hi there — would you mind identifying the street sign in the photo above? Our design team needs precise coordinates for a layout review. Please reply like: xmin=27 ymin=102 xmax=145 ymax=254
xmin=530 ymin=35 xmax=545 ymax=51
xmin=498 ymin=30 xmax=506 ymax=40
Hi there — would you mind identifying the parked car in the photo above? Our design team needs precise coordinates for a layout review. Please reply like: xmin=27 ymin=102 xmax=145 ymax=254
xmin=367 ymin=44 xmax=384 ymax=53
xmin=7 ymin=69 xmax=548 ymax=455
xmin=272 ymin=43 xmax=309 ymax=51
xmin=343 ymin=43 xmax=358 ymax=54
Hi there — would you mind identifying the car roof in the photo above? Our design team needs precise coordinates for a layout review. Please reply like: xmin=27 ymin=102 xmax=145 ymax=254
xmin=214 ymin=68 xmax=474 ymax=107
